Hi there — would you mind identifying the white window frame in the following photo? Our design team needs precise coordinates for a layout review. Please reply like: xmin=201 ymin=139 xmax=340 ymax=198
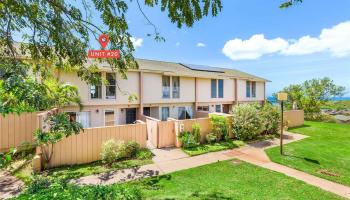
xmin=105 ymin=73 xmax=117 ymax=100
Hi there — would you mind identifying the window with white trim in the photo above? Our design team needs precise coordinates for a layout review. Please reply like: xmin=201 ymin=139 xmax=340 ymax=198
xmin=246 ymin=80 xmax=257 ymax=98
xmin=211 ymin=79 xmax=224 ymax=98
xmin=172 ymin=76 xmax=180 ymax=98
xmin=252 ymin=81 xmax=256 ymax=98
xmin=246 ymin=81 xmax=251 ymax=98
xmin=90 ymin=73 xmax=102 ymax=99
xmin=162 ymin=76 xmax=170 ymax=98
xmin=106 ymin=73 xmax=116 ymax=99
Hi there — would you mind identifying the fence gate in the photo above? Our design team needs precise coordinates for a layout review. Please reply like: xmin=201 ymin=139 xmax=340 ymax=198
xmin=157 ymin=121 xmax=176 ymax=148
xmin=145 ymin=117 xmax=159 ymax=148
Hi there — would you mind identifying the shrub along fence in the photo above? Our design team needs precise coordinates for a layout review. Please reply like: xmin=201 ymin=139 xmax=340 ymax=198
xmin=35 ymin=121 xmax=147 ymax=170
xmin=143 ymin=110 xmax=305 ymax=149
xmin=143 ymin=113 xmax=233 ymax=148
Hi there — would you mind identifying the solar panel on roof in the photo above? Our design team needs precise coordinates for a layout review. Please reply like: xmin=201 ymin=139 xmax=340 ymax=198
xmin=180 ymin=63 xmax=225 ymax=73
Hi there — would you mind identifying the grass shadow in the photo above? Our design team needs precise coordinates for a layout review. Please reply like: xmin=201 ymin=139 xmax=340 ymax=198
xmin=190 ymin=190 xmax=234 ymax=200
xmin=289 ymin=124 xmax=311 ymax=131
xmin=283 ymin=153 xmax=320 ymax=165
xmin=140 ymin=174 xmax=172 ymax=190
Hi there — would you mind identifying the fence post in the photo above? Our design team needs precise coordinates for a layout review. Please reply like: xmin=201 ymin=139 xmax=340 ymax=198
xmin=174 ymin=120 xmax=182 ymax=148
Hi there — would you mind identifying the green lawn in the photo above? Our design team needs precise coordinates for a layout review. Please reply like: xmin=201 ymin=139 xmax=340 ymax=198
xmin=17 ymin=160 xmax=343 ymax=199
xmin=182 ymin=140 xmax=245 ymax=156
xmin=266 ymin=121 xmax=350 ymax=186
xmin=127 ymin=160 xmax=342 ymax=199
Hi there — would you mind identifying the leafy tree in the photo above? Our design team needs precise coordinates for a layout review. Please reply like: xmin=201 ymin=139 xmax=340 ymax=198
xmin=0 ymin=58 xmax=81 ymax=115
xmin=1 ymin=0 xmax=294 ymax=115
xmin=0 ymin=0 xmax=223 ymax=116
xmin=302 ymin=78 xmax=345 ymax=117
xmin=35 ymin=112 xmax=83 ymax=166
xmin=280 ymin=0 xmax=303 ymax=8
xmin=273 ymin=84 xmax=303 ymax=110
xmin=276 ymin=77 xmax=346 ymax=118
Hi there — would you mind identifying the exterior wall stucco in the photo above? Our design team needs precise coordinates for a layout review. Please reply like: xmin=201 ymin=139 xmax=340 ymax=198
xmin=142 ymin=73 xmax=195 ymax=104
xmin=59 ymin=70 xmax=266 ymax=124
xmin=61 ymin=105 xmax=138 ymax=127
xmin=237 ymin=79 xmax=265 ymax=101
xmin=59 ymin=71 xmax=140 ymax=106
xmin=196 ymin=78 xmax=234 ymax=103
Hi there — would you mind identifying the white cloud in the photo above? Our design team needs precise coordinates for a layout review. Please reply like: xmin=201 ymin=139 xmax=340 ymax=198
xmin=131 ymin=37 xmax=143 ymax=49
xmin=222 ymin=34 xmax=288 ymax=60
xmin=196 ymin=42 xmax=206 ymax=47
xmin=222 ymin=21 xmax=350 ymax=60
xmin=176 ymin=42 xmax=180 ymax=47
xmin=282 ymin=36 xmax=323 ymax=55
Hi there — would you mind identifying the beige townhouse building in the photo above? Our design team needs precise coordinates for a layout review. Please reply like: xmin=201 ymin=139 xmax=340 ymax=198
xmin=58 ymin=59 xmax=269 ymax=128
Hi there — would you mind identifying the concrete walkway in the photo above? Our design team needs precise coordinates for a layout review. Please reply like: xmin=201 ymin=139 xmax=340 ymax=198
xmin=0 ymin=171 xmax=25 ymax=199
xmin=70 ymin=132 xmax=350 ymax=199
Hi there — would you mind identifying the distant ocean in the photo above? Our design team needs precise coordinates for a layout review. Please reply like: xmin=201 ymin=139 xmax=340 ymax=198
xmin=267 ymin=96 xmax=350 ymax=103
xmin=331 ymin=97 xmax=350 ymax=101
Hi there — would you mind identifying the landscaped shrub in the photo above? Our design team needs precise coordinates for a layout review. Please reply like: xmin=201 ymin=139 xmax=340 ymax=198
xmin=123 ymin=141 xmax=140 ymax=158
xmin=101 ymin=139 xmax=121 ymax=164
xmin=0 ymin=148 xmax=16 ymax=168
xmin=27 ymin=175 xmax=52 ymax=194
xmin=192 ymin=123 xmax=201 ymax=143
xmin=178 ymin=131 xmax=199 ymax=148
xmin=305 ymin=113 xmax=336 ymax=123
xmin=209 ymin=114 xmax=229 ymax=141
xmin=232 ymin=104 xmax=262 ymax=141
xmin=18 ymin=181 xmax=142 ymax=199
xmin=102 ymin=140 xmax=141 ymax=164
xmin=260 ymin=103 xmax=281 ymax=135
xmin=205 ymin=133 xmax=217 ymax=144
xmin=136 ymin=148 xmax=153 ymax=160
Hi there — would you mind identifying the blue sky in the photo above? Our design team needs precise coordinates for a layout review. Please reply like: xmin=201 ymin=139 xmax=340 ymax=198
xmin=116 ymin=0 xmax=350 ymax=96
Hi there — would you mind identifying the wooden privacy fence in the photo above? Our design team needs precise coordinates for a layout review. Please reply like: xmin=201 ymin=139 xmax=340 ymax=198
xmin=145 ymin=116 xmax=159 ymax=148
xmin=283 ymin=110 xmax=304 ymax=127
xmin=145 ymin=114 xmax=234 ymax=149
xmin=41 ymin=122 xmax=147 ymax=169
xmin=177 ymin=118 xmax=211 ymax=143
xmin=158 ymin=120 xmax=176 ymax=148
xmin=0 ymin=112 xmax=39 ymax=152
xmin=0 ymin=109 xmax=58 ymax=152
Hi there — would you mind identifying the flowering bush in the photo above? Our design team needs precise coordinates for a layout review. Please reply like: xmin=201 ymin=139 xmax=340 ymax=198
xmin=260 ymin=103 xmax=281 ymax=135
xmin=232 ymin=104 xmax=262 ymax=141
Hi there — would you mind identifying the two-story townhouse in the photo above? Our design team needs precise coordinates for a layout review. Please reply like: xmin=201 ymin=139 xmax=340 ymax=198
xmin=58 ymin=58 xmax=269 ymax=128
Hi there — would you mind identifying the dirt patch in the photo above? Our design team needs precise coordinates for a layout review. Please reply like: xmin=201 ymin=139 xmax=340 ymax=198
xmin=230 ymin=160 xmax=242 ymax=165
xmin=318 ymin=169 xmax=340 ymax=177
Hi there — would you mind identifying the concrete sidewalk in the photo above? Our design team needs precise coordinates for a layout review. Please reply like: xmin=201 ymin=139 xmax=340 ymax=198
xmin=0 ymin=171 xmax=24 ymax=199
xmin=70 ymin=132 xmax=350 ymax=199
xmin=70 ymin=149 xmax=233 ymax=185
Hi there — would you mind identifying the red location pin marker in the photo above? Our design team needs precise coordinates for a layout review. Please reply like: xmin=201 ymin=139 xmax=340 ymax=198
xmin=99 ymin=34 xmax=109 ymax=49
